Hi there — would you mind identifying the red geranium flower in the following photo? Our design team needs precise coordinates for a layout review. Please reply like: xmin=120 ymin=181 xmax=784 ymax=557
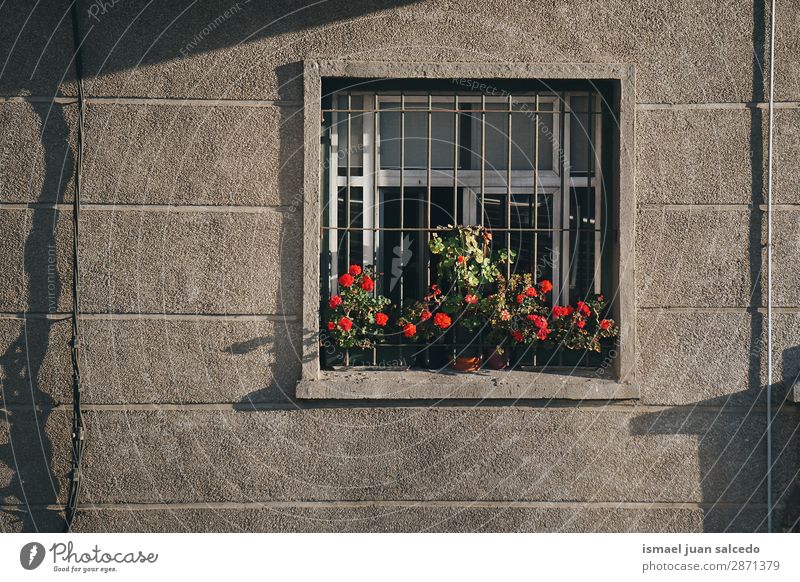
xmin=565 ymin=305 xmax=575 ymax=316
xmin=360 ymin=276 xmax=375 ymax=292
xmin=338 ymin=273 xmax=354 ymax=288
xmin=328 ymin=295 xmax=342 ymax=309
xmin=527 ymin=314 xmax=548 ymax=329
xmin=430 ymin=284 xmax=441 ymax=296
xmin=577 ymin=301 xmax=591 ymax=317
xmin=327 ymin=322 xmax=335 ymax=331
xmin=552 ymin=305 xmax=569 ymax=318
xmin=517 ymin=294 xmax=525 ymax=304
xmin=403 ymin=323 xmax=417 ymax=338
xmin=375 ymin=313 xmax=388 ymax=327
xmin=539 ymin=279 xmax=553 ymax=293
xmin=433 ymin=313 xmax=452 ymax=329
xmin=525 ymin=286 xmax=537 ymax=298
xmin=511 ymin=330 xmax=525 ymax=342
xmin=338 ymin=317 xmax=353 ymax=331
xmin=456 ymin=255 xmax=466 ymax=264
xmin=600 ymin=319 xmax=612 ymax=330
xmin=420 ymin=310 xmax=432 ymax=321
xmin=464 ymin=294 xmax=478 ymax=305
xmin=576 ymin=319 xmax=586 ymax=329
xmin=536 ymin=328 xmax=550 ymax=341
xmin=349 ymin=264 xmax=362 ymax=276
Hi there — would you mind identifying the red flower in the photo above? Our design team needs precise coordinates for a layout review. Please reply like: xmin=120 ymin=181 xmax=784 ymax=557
xmin=328 ymin=295 xmax=342 ymax=309
xmin=420 ymin=310 xmax=432 ymax=321
xmin=403 ymin=323 xmax=417 ymax=338
xmin=536 ymin=328 xmax=550 ymax=341
xmin=577 ymin=301 xmax=591 ymax=317
xmin=512 ymin=330 xmax=525 ymax=342
xmin=375 ymin=313 xmax=388 ymax=327
xmin=338 ymin=317 xmax=353 ymax=331
xmin=338 ymin=273 xmax=354 ymax=288
xmin=464 ymin=294 xmax=478 ymax=305
xmin=565 ymin=305 xmax=575 ymax=316
xmin=600 ymin=319 xmax=612 ymax=330
xmin=360 ymin=276 xmax=375 ymax=292
xmin=326 ymin=322 xmax=335 ymax=331
xmin=349 ymin=264 xmax=362 ymax=276
xmin=576 ymin=319 xmax=586 ymax=329
xmin=430 ymin=284 xmax=442 ymax=296
xmin=525 ymin=286 xmax=537 ymax=298
xmin=527 ymin=314 xmax=548 ymax=329
xmin=552 ymin=305 xmax=569 ymax=318
xmin=433 ymin=313 xmax=452 ymax=329
xmin=517 ymin=294 xmax=525 ymax=304
xmin=539 ymin=279 xmax=553 ymax=293
xmin=456 ymin=255 xmax=466 ymax=264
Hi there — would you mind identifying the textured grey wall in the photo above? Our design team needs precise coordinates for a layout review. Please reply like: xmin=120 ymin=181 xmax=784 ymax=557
xmin=1 ymin=0 xmax=799 ymax=533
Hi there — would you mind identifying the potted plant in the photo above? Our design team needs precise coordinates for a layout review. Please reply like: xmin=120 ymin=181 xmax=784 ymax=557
xmin=322 ymin=264 xmax=391 ymax=368
xmin=427 ymin=225 xmax=514 ymax=372
xmin=486 ymin=274 xmax=554 ymax=366
xmin=549 ymin=294 xmax=619 ymax=353
xmin=396 ymin=283 xmax=454 ymax=369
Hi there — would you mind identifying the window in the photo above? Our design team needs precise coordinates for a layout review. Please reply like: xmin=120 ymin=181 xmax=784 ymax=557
xmin=299 ymin=61 xmax=636 ymax=399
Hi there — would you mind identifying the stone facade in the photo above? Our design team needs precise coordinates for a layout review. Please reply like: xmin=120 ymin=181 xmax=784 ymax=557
xmin=1 ymin=0 xmax=799 ymax=532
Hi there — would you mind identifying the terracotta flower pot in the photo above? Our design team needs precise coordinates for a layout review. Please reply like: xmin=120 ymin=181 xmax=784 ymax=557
xmin=485 ymin=348 xmax=508 ymax=370
xmin=450 ymin=355 xmax=482 ymax=372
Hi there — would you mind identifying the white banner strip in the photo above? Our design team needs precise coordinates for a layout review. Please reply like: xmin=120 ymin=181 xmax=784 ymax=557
xmin=1 ymin=533 xmax=797 ymax=581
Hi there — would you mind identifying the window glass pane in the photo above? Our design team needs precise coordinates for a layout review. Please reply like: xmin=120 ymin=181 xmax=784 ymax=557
xmin=569 ymin=95 xmax=590 ymax=174
xmin=336 ymin=95 xmax=364 ymax=175
xmin=568 ymin=186 xmax=596 ymax=299
xmin=537 ymin=103 xmax=554 ymax=171
xmin=379 ymin=104 xmax=401 ymax=169
xmin=483 ymin=103 xmax=508 ymax=173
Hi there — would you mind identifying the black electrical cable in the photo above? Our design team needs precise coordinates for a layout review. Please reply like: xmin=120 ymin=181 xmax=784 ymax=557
xmin=65 ymin=0 xmax=85 ymax=532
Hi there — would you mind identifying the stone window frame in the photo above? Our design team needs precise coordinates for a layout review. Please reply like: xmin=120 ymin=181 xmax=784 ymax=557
xmin=298 ymin=60 xmax=637 ymax=400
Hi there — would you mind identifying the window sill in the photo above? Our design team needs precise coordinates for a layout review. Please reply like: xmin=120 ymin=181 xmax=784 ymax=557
xmin=296 ymin=368 xmax=638 ymax=400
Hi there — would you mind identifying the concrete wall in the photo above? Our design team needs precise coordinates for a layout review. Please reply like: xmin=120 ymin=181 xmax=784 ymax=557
xmin=1 ymin=0 xmax=799 ymax=533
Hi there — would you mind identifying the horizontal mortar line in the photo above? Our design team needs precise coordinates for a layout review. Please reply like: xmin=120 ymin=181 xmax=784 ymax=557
xmin=0 ymin=202 xmax=295 ymax=213
xmin=4 ymin=402 xmax=789 ymax=415
xmin=757 ymin=204 xmax=800 ymax=211
xmin=0 ymin=95 xmax=304 ymax=108
xmin=0 ymin=312 xmax=298 ymax=321
xmin=641 ymin=203 xmax=800 ymax=211
xmin=638 ymin=307 xmax=752 ymax=313
xmin=637 ymin=101 xmax=800 ymax=110
xmin=639 ymin=203 xmax=755 ymax=210
xmin=640 ymin=307 xmax=800 ymax=314
xmin=1 ymin=501 xmax=769 ymax=512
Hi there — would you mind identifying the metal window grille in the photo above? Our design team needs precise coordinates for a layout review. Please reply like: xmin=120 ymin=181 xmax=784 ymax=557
xmin=321 ymin=84 xmax=612 ymax=368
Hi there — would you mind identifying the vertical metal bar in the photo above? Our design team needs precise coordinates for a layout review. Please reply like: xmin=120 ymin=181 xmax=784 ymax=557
xmin=329 ymin=106 xmax=339 ymax=293
xmin=592 ymin=92 xmax=602 ymax=294
xmin=346 ymin=92 xmax=352 ymax=268
xmin=399 ymin=92 xmax=405 ymax=307
xmin=552 ymin=98 xmax=562 ymax=305
xmin=453 ymin=95 xmax=459 ymax=224
xmin=561 ymin=93 xmax=571 ymax=307
xmin=506 ymin=94 xmax=513 ymax=279
xmin=480 ymin=94 xmax=486 ymax=226
xmin=362 ymin=97 xmax=374 ymax=272
xmin=532 ymin=95 xmax=540 ymax=367
xmin=533 ymin=94 xmax=540 ymax=283
xmin=364 ymin=93 xmax=377 ymax=366
xmin=426 ymin=93 xmax=433 ymax=293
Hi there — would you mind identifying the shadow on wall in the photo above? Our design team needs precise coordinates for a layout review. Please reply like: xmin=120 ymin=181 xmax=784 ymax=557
xmin=0 ymin=106 xmax=72 ymax=532
xmin=0 ymin=0 xmax=423 ymax=533
xmin=629 ymin=393 xmax=800 ymax=533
